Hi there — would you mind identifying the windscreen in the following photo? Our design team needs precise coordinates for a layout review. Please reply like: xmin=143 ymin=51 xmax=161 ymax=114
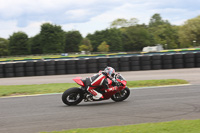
xmin=116 ymin=73 xmax=125 ymax=81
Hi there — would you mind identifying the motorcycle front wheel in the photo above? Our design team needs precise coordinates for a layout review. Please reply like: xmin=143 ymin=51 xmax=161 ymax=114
xmin=111 ymin=87 xmax=130 ymax=102
xmin=62 ymin=87 xmax=84 ymax=106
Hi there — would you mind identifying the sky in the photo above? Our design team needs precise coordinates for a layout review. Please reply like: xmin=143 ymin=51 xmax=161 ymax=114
xmin=0 ymin=0 xmax=200 ymax=39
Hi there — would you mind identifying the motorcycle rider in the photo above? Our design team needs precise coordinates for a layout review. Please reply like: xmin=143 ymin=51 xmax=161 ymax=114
xmin=85 ymin=66 xmax=118 ymax=100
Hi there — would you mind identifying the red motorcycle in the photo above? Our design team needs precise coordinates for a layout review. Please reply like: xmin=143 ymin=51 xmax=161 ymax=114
xmin=62 ymin=73 xmax=130 ymax=106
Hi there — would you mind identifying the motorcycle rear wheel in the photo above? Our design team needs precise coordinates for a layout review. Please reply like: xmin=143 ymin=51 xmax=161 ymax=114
xmin=62 ymin=87 xmax=84 ymax=106
xmin=111 ymin=87 xmax=130 ymax=102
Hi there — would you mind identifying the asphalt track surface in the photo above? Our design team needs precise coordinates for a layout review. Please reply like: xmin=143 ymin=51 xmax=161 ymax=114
xmin=0 ymin=68 xmax=200 ymax=133
xmin=1 ymin=68 xmax=200 ymax=85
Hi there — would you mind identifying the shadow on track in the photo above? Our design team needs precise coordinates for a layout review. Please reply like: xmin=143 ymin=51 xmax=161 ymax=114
xmin=61 ymin=100 xmax=129 ymax=107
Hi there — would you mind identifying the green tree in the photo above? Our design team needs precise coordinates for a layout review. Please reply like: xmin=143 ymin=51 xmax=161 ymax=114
xmin=107 ymin=28 xmax=123 ymax=51
xmin=87 ymin=30 xmax=107 ymax=51
xmin=122 ymin=25 xmax=154 ymax=51
xmin=148 ymin=13 xmax=179 ymax=49
xmin=79 ymin=38 xmax=93 ymax=52
xmin=65 ymin=31 xmax=83 ymax=52
xmin=29 ymin=34 xmax=43 ymax=54
xmin=8 ymin=31 xmax=29 ymax=55
xmin=149 ymin=13 xmax=169 ymax=27
xmin=0 ymin=38 xmax=9 ymax=56
xmin=111 ymin=18 xmax=139 ymax=28
xmin=179 ymin=15 xmax=200 ymax=48
xmin=97 ymin=41 xmax=109 ymax=52
xmin=87 ymin=28 xmax=123 ymax=52
xmin=40 ymin=23 xmax=65 ymax=54
xmin=151 ymin=24 xmax=179 ymax=49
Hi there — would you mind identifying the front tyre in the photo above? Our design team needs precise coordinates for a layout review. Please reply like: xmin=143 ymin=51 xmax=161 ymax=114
xmin=62 ymin=87 xmax=84 ymax=106
xmin=111 ymin=87 xmax=130 ymax=102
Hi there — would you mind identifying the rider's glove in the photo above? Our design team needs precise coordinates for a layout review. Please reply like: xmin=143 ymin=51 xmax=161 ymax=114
xmin=116 ymin=81 xmax=122 ymax=87
xmin=111 ymin=79 xmax=116 ymax=86
xmin=112 ymin=79 xmax=121 ymax=87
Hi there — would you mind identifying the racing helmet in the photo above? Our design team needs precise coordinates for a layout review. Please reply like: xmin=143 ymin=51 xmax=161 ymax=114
xmin=104 ymin=66 xmax=115 ymax=78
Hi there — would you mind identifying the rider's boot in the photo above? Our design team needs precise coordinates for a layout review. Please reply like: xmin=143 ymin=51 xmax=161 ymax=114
xmin=93 ymin=92 xmax=104 ymax=100
xmin=88 ymin=87 xmax=104 ymax=100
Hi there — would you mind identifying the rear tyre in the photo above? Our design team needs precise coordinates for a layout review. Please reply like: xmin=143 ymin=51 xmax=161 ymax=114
xmin=111 ymin=87 xmax=130 ymax=102
xmin=62 ymin=87 xmax=84 ymax=106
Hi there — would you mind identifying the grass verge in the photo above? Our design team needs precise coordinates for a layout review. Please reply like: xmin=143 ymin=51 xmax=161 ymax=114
xmin=0 ymin=79 xmax=188 ymax=97
xmin=127 ymin=79 xmax=188 ymax=88
xmin=0 ymin=53 xmax=119 ymax=61
xmin=40 ymin=119 xmax=200 ymax=133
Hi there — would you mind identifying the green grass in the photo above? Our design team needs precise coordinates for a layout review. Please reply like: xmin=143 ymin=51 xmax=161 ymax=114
xmin=0 ymin=52 xmax=127 ymax=61
xmin=0 ymin=79 xmax=188 ymax=97
xmin=0 ymin=53 xmax=118 ymax=61
xmin=0 ymin=54 xmax=61 ymax=60
xmin=40 ymin=119 xmax=200 ymax=133
xmin=0 ymin=54 xmax=88 ymax=61
xmin=127 ymin=79 xmax=188 ymax=88
xmin=0 ymin=83 xmax=79 ymax=97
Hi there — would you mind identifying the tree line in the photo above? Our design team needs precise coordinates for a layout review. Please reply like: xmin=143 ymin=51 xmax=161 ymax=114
xmin=0 ymin=13 xmax=200 ymax=56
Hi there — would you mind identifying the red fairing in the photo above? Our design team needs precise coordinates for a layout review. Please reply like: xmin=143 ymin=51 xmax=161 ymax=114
xmin=117 ymin=79 xmax=127 ymax=86
xmin=73 ymin=77 xmax=85 ymax=87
